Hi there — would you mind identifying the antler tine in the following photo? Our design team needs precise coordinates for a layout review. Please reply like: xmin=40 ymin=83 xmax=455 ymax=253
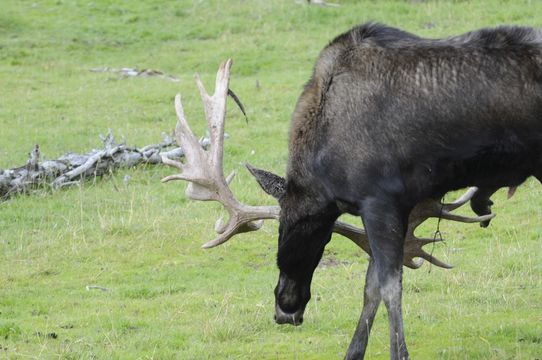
xmin=163 ymin=94 xmax=215 ymax=201
xmin=404 ymin=258 xmax=424 ymax=269
xmin=194 ymin=59 xmax=232 ymax=179
xmin=442 ymin=186 xmax=478 ymax=211
xmin=416 ymin=250 xmax=453 ymax=269
xmin=203 ymin=218 xmax=266 ymax=249
xmin=174 ymin=94 xmax=202 ymax=156
xmin=403 ymin=230 xmax=452 ymax=269
xmin=162 ymin=60 xmax=280 ymax=249
xmin=440 ymin=212 xmax=495 ymax=223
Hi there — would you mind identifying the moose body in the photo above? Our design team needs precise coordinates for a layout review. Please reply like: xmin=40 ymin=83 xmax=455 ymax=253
xmin=273 ymin=24 xmax=542 ymax=359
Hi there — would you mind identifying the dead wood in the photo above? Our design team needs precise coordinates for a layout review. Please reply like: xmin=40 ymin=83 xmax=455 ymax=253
xmin=89 ymin=67 xmax=180 ymax=82
xmin=0 ymin=130 xmax=210 ymax=200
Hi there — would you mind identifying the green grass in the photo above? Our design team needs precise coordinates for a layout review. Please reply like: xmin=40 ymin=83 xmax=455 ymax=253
xmin=1 ymin=0 xmax=541 ymax=359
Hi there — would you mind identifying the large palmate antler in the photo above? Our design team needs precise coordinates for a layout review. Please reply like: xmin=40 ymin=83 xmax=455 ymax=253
xmin=332 ymin=187 xmax=494 ymax=269
xmin=161 ymin=60 xmax=280 ymax=248
xmin=162 ymin=59 xmax=495 ymax=269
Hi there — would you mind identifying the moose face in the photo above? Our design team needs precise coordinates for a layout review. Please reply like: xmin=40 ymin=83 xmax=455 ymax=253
xmin=245 ymin=165 xmax=340 ymax=326
xmin=273 ymin=221 xmax=320 ymax=326
xmin=273 ymin=193 xmax=339 ymax=326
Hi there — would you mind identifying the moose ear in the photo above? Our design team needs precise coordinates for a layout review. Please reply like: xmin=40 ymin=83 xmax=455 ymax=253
xmin=246 ymin=163 xmax=286 ymax=199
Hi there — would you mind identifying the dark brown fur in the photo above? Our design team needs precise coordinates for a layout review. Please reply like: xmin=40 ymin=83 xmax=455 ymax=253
xmin=272 ymin=23 xmax=542 ymax=359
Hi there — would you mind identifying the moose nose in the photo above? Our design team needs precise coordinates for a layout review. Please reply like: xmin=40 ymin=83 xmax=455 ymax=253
xmin=274 ymin=307 xmax=304 ymax=326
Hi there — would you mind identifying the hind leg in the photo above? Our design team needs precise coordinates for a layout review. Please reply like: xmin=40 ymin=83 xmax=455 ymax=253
xmin=470 ymin=186 xmax=498 ymax=227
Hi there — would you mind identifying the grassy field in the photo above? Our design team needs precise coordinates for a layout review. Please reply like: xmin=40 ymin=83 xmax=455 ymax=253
xmin=1 ymin=0 xmax=541 ymax=359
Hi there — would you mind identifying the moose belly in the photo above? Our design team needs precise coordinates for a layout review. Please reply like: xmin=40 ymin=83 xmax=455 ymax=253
xmin=427 ymin=137 xmax=541 ymax=198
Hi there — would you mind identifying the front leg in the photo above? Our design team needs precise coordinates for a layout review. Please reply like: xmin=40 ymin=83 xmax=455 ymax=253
xmin=361 ymin=196 xmax=410 ymax=360
xmin=345 ymin=258 xmax=381 ymax=360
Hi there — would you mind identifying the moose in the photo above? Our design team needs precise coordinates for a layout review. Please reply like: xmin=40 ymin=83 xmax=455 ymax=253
xmin=162 ymin=23 xmax=541 ymax=359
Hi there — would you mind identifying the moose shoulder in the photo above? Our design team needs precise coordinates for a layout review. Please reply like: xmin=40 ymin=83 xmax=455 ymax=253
xmin=273 ymin=23 xmax=542 ymax=359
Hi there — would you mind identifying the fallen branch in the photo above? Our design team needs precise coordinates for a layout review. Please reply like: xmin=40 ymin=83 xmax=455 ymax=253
xmin=298 ymin=0 xmax=340 ymax=7
xmin=0 ymin=130 xmax=212 ymax=200
xmin=90 ymin=67 xmax=180 ymax=82
xmin=86 ymin=285 xmax=109 ymax=292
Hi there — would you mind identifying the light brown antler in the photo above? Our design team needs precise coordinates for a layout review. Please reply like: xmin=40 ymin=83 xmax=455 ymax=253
xmin=334 ymin=187 xmax=495 ymax=269
xmin=403 ymin=188 xmax=495 ymax=268
xmin=162 ymin=60 xmax=495 ymax=269
xmin=161 ymin=60 xmax=280 ymax=249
